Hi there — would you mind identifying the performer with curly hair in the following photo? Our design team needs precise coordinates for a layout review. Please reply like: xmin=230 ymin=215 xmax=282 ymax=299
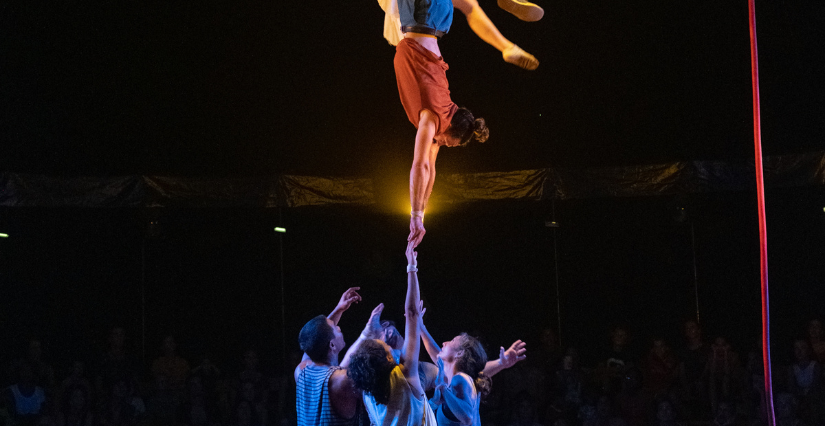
xmin=347 ymin=243 xmax=434 ymax=426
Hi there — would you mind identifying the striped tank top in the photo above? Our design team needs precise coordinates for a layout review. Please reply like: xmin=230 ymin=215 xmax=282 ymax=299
xmin=297 ymin=365 xmax=354 ymax=426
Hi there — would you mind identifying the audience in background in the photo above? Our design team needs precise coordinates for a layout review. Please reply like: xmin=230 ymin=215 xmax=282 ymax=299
xmin=3 ymin=317 xmax=825 ymax=426
xmin=3 ymin=361 xmax=47 ymax=426
xmin=641 ymin=339 xmax=678 ymax=400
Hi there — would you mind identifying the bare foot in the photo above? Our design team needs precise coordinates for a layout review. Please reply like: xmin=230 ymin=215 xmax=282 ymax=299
xmin=502 ymin=44 xmax=539 ymax=70
xmin=497 ymin=0 xmax=544 ymax=22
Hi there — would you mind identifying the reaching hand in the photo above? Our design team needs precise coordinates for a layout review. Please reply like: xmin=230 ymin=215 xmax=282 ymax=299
xmin=362 ymin=303 xmax=384 ymax=340
xmin=417 ymin=300 xmax=426 ymax=325
xmin=498 ymin=340 xmax=527 ymax=368
xmin=408 ymin=216 xmax=426 ymax=248
xmin=335 ymin=287 xmax=362 ymax=312
xmin=405 ymin=241 xmax=418 ymax=267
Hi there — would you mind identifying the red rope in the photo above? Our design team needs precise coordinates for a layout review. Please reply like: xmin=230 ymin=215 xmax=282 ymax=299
xmin=748 ymin=0 xmax=776 ymax=424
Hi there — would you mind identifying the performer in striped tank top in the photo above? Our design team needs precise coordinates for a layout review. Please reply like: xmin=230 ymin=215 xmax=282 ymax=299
xmin=295 ymin=287 xmax=384 ymax=426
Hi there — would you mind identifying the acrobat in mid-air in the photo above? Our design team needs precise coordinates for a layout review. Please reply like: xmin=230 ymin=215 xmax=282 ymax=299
xmin=382 ymin=0 xmax=544 ymax=247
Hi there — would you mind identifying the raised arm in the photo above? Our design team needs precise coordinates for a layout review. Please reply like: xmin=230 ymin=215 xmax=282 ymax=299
xmin=328 ymin=287 xmax=362 ymax=325
xmin=297 ymin=287 xmax=363 ymax=370
xmin=340 ymin=303 xmax=385 ymax=368
xmin=401 ymin=243 xmax=424 ymax=394
xmin=419 ymin=308 xmax=442 ymax=364
xmin=482 ymin=340 xmax=527 ymax=377
xmin=409 ymin=110 xmax=438 ymax=248
xmin=422 ymin=143 xmax=439 ymax=211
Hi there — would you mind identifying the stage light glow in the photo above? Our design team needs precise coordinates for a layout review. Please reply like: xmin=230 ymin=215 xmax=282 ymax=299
xmin=0 ymin=233 xmax=8 ymax=238
xmin=274 ymin=227 xmax=286 ymax=233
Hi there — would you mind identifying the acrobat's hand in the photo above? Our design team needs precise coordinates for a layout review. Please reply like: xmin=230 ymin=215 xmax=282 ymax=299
xmin=362 ymin=303 xmax=385 ymax=340
xmin=498 ymin=340 xmax=527 ymax=368
xmin=408 ymin=215 xmax=426 ymax=248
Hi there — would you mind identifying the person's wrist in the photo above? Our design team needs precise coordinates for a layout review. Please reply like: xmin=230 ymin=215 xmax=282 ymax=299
xmin=407 ymin=264 xmax=418 ymax=273
xmin=411 ymin=210 xmax=424 ymax=219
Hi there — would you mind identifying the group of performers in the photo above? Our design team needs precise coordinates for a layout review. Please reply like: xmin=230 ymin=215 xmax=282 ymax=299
xmin=295 ymin=0 xmax=541 ymax=424
xmin=295 ymin=245 xmax=527 ymax=426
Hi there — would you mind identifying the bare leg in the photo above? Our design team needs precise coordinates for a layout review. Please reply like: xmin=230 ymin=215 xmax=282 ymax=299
xmin=453 ymin=0 xmax=539 ymax=70
xmin=497 ymin=0 xmax=544 ymax=22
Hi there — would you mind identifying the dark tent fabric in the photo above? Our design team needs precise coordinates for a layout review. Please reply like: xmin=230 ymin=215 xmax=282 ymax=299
xmin=1 ymin=152 xmax=823 ymax=208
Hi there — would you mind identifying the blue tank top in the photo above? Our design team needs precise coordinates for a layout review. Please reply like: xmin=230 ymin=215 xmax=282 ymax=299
xmin=296 ymin=365 xmax=354 ymax=426
xmin=397 ymin=0 xmax=454 ymax=35
xmin=433 ymin=373 xmax=480 ymax=426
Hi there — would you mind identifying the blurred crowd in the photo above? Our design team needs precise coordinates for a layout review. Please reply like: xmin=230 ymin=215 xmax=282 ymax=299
xmin=3 ymin=318 xmax=825 ymax=426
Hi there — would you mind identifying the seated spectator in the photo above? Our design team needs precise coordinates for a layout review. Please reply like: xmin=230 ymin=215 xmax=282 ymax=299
xmin=581 ymin=395 xmax=626 ymax=426
xmin=151 ymin=336 xmax=189 ymax=391
xmin=99 ymin=379 xmax=141 ymax=426
xmin=805 ymin=319 xmax=825 ymax=364
xmin=708 ymin=336 xmax=742 ymax=414
xmin=8 ymin=339 xmax=56 ymax=395
xmin=740 ymin=347 xmax=766 ymax=425
xmin=677 ymin=320 xmax=709 ymax=421
xmin=178 ymin=376 xmax=219 ymax=426
xmin=787 ymin=339 xmax=821 ymax=398
xmin=147 ymin=373 xmax=177 ymax=425
xmin=232 ymin=349 xmax=267 ymax=415
xmin=96 ymin=327 xmax=136 ymax=398
xmin=55 ymin=385 xmax=92 ymax=426
xmin=596 ymin=326 xmax=637 ymax=396
xmin=3 ymin=362 xmax=47 ymax=426
xmin=617 ymin=368 xmax=652 ymax=426
xmin=191 ymin=355 xmax=221 ymax=393
xmin=58 ymin=362 xmax=92 ymax=412
xmin=653 ymin=398 xmax=683 ymax=426
xmin=554 ymin=349 xmax=585 ymax=418
xmin=642 ymin=339 xmax=679 ymax=399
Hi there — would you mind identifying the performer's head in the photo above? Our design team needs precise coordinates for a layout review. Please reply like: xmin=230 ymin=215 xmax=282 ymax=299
xmin=346 ymin=339 xmax=396 ymax=404
xmin=439 ymin=333 xmax=491 ymax=396
xmin=298 ymin=315 xmax=345 ymax=363
xmin=439 ymin=107 xmax=489 ymax=147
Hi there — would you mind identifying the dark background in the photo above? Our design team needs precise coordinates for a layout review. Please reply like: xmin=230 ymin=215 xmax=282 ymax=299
xmin=1 ymin=0 xmax=824 ymax=377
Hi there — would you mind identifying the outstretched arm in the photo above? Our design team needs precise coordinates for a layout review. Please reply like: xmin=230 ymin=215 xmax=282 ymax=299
xmin=340 ymin=303 xmax=385 ymax=368
xmin=419 ymin=309 xmax=442 ymax=364
xmin=423 ymin=143 xmax=439 ymax=211
xmin=297 ymin=287 xmax=363 ymax=370
xmin=409 ymin=111 xmax=438 ymax=248
xmin=482 ymin=340 xmax=527 ymax=377
xmin=401 ymin=243 xmax=424 ymax=394
xmin=328 ymin=287 xmax=362 ymax=325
